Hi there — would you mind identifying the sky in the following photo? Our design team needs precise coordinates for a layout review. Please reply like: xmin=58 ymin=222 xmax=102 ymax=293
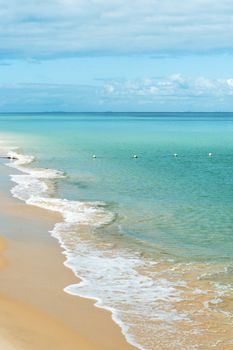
xmin=1 ymin=0 xmax=233 ymax=112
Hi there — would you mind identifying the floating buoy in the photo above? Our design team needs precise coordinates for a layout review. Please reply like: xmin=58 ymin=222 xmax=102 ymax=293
xmin=208 ymin=152 xmax=212 ymax=157
xmin=173 ymin=153 xmax=178 ymax=158
xmin=133 ymin=155 xmax=138 ymax=158
xmin=92 ymin=154 xmax=96 ymax=158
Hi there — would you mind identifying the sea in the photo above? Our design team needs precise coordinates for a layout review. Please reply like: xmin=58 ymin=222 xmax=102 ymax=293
xmin=0 ymin=112 xmax=233 ymax=350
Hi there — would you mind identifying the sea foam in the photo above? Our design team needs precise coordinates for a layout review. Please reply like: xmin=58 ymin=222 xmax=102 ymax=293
xmin=5 ymin=149 xmax=189 ymax=350
xmin=5 ymin=149 xmax=233 ymax=350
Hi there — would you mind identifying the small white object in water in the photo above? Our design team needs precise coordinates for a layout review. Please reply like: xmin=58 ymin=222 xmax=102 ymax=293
xmin=92 ymin=154 xmax=96 ymax=158
xmin=133 ymin=155 xmax=138 ymax=158
xmin=173 ymin=153 xmax=178 ymax=157
xmin=208 ymin=152 xmax=212 ymax=157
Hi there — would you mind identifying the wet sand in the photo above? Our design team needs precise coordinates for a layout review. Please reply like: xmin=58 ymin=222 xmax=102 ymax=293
xmin=0 ymin=162 xmax=136 ymax=350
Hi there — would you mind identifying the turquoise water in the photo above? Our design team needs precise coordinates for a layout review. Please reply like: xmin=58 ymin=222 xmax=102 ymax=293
xmin=1 ymin=113 xmax=233 ymax=349
xmin=2 ymin=112 xmax=233 ymax=260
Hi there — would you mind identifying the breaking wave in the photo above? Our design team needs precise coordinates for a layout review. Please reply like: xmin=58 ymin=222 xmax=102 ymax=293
xmin=4 ymin=149 xmax=233 ymax=350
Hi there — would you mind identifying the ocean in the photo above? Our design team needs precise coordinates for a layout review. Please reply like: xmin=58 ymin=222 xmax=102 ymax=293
xmin=1 ymin=112 xmax=233 ymax=349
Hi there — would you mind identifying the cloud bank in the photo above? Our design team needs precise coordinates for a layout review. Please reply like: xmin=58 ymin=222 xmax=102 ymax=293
xmin=103 ymin=74 xmax=233 ymax=99
xmin=1 ymin=0 xmax=233 ymax=58
xmin=1 ymin=74 xmax=233 ymax=112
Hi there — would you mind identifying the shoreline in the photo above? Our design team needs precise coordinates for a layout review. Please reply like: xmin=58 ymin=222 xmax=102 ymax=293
xmin=0 ymin=160 xmax=137 ymax=350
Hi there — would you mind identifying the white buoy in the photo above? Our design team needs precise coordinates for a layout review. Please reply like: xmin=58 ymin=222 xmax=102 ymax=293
xmin=133 ymin=155 xmax=138 ymax=158
xmin=173 ymin=153 xmax=178 ymax=158
xmin=208 ymin=152 xmax=212 ymax=157
xmin=92 ymin=154 xmax=96 ymax=158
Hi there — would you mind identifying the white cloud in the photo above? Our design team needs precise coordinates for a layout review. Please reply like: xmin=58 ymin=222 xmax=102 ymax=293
xmin=0 ymin=0 xmax=233 ymax=58
xmin=227 ymin=79 xmax=233 ymax=89
xmin=104 ymin=84 xmax=115 ymax=93
xmin=103 ymin=75 xmax=233 ymax=100
xmin=2 ymin=74 xmax=233 ymax=111
xmin=169 ymin=74 xmax=185 ymax=84
xmin=149 ymin=86 xmax=159 ymax=95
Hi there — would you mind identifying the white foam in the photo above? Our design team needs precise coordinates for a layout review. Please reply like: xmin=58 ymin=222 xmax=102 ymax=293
xmin=52 ymin=221 xmax=187 ymax=350
xmin=5 ymin=149 xmax=192 ymax=350
xmin=7 ymin=151 xmax=64 ymax=204
xmin=6 ymin=148 xmax=233 ymax=350
xmin=7 ymin=151 xmax=113 ymax=227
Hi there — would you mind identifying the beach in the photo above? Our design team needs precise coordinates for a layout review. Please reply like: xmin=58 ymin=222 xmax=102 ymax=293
xmin=0 ymin=161 xmax=136 ymax=350
xmin=1 ymin=0 xmax=233 ymax=346
xmin=0 ymin=112 xmax=233 ymax=349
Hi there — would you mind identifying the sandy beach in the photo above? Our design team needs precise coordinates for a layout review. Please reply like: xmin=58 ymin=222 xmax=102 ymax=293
xmin=0 ymin=161 xmax=136 ymax=350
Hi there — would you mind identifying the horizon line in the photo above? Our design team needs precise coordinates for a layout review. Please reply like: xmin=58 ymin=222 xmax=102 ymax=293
xmin=0 ymin=111 xmax=233 ymax=114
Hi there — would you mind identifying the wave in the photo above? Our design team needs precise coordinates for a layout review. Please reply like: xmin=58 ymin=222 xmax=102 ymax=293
xmin=5 ymin=149 xmax=186 ymax=350
xmin=6 ymin=150 xmax=148 ymax=349
xmin=5 ymin=149 xmax=233 ymax=350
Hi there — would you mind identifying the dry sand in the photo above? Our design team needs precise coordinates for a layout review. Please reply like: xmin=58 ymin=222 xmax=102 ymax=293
xmin=0 ymin=162 xmax=136 ymax=350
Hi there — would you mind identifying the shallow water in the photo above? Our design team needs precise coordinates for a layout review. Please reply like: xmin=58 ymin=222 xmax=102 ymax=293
xmin=1 ymin=112 xmax=233 ymax=349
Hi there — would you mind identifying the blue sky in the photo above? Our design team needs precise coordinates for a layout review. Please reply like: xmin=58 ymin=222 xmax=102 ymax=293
xmin=1 ymin=0 xmax=233 ymax=112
